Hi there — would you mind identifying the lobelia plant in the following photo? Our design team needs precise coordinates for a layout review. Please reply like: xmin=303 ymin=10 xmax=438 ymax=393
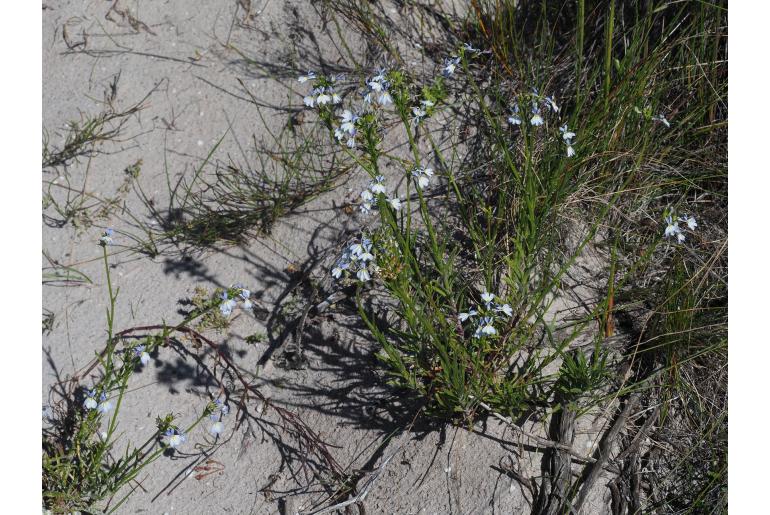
xmin=42 ymin=229 xmax=233 ymax=513
xmin=300 ymin=49 xmax=633 ymax=421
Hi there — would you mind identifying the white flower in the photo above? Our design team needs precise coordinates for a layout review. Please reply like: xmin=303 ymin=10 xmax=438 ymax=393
xmin=412 ymin=106 xmax=427 ymax=121
xmin=140 ymin=352 xmax=151 ymax=366
xmin=340 ymin=110 xmax=358 ymax=134
xmin=653 ymin=114 xmax=671 ymax=128
xmin=370 ymin=177 xmax=387 ymax=195
xmin=388 ymin=197 xmax=402 ymax=211
xmin=442 ymin=56 xmax=460 ymax=77
xmin=544 ymin=96 xmax=559 ymax=113
xmin=681 ymin=215 xmax=697 ymax=231
xmin=209 ymin=421 xmax=224 ymax=436
xmin=298 ymin=71 xmax=316 ymax=83
xmin=458 ymin=309 xmax=477 ymax=323
xmin=481 ymin=292 xmax=495 ymax=305
xmin=243 ymin=299 xmax=253 ymax=310
xmin=474 ymin=317 xmax=497 ymax=338
xmin=368 ymin=80 xmax=384 ymax=92
xmin=496 ymin=304 xmax=513 ymax=317
xmin=360 ymin=201 xmax=373 ymax=214
xmin=84 ymin=397 xmax=97 ymax=410
xmin=412 ymin=166 xmax=434 ymax=189
xmin=163 ymin=429 xmax=187 ymax=449
xmin=334 ymin=127 xmax=345 ymax=141
xmin=356 ymin=268 xmax=371 ymax=282
xmin=99 ymin=228 xmax=114 ymax=246
xmin=303 ymin=95 xmax=315 ymax=108
xmin=346 ymin=137 xmax=356 ymax=148
xmin=316 ymin=90 xmax=331 ymax=105
xmin=331 ymin=266 xmax=343 ymax=279
xmin=566 ymin=144 xmax=575 ymax=158
xmin=97 ymin=400 xmax=113 ymax=414
xmin=378 ymin=91 xmax=393 ymax=105
xmin=361 ymin=189 xmax=374 ymax=202
xmin=530 ymin=110 xmax=544 ymax=126
xmin=663 ymin=215 xmax=683 ymax=241
xmin=220 ymin=297 xmax=237 ymax=316
xmin=331 ymin=91 xmax=342 ymax=104
xmin=559 ymin=124 xmax=576 ymax=142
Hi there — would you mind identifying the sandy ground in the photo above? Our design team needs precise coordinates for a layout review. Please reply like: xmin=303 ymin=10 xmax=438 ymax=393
xmin=42 ymin=1 xmax=615 ymax=513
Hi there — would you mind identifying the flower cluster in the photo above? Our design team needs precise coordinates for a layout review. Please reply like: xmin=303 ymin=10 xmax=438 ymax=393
xmin=83 ymin=389 xmax=112 ymax=414
xmin=560 ymin=124 xmax=576 ymax=157
xmin=664 ymin=212 xmax=697 ymax=243
xmin=412 ymin=99 xmax=435 ymax=124
xmin=363 ymin=69 xmax=393 ymax=106
xmin=331 ymin=237 xmax=378 ymax=282
xmin=162 ymin=428 xmax=187 ymax=449
xmin=208 ymin=398 xmax=229 ymax=437
xmin=508 ymin=88 xmax=560 ymax=128
xmin=359 ymin=175 xmax=402 ymax=214
xmin=458 ymin=291 xmax=513 ymax=338
xmin=411 ymin=166 xmax=434 ymax=189
xmin=442 ymin=56 xmax=461 ymax=77
xmin=334 ymin=109 xmax=359 ymax=148
xmin=299 ymin=71 xmax=343 ymax=108
xmin=220 ymin=286 xmax=253 ymax=317
xmin=133 ymin=344 xmax=151 ymax=366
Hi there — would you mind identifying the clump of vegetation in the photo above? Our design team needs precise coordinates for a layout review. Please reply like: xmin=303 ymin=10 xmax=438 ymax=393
xmin=301 ymin=0 xmax=726 ymax=510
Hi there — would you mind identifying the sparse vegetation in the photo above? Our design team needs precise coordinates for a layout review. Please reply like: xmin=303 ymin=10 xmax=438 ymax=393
xmin=43 ymin=0 xmax=727 ymax=512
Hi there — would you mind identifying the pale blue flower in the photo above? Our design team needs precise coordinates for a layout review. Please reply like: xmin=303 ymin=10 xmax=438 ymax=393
xmin=357 ymin=268 xmax=371 ymax=282
xmin=297 ymin=71 xmax=316 ymax=83
xmin=209 ymin=421 xmax=224 ymax=436
xmin=474 ymin=317 xmax=497 ymax=338
xmin=97 ymin=399 xmax=113 ymax=414
xmin=340 ymin=110 xmax=358 ymax=134
xmin=412 ymin=166 xmax=434 ymax=189
xmin=559 ymin=124 xmax=576 ymax=142
xmin=83 ymin=390 xmax=98 ymax=410
xmin=370 ymin=176 xmax=387 ymax=195
xmin=163 ymin=428 xmax=187 ymax=448
xmin=315 ymin=88 xmax=332 ymax=105
xmin=99 ymin=228 xmax=114 ymax=246
xmin=664 ymin=215 xmax=685 ymax=242
xmin=681 ymin=215 xmax=697 ymax=231
xmin=220 ymin=294 xmax=237 ymax=316
xmin=458 ymin=309 xmax=477 ymax=323
xmin=507 ymin=103 xmax=522 ymax=125
xmin=496 ymin=304 xmax=513 ymax=317
xmin=134 ymin=345 xmax=151 ymax=366
xmin=544 ymin=95 xmax=559 ymax=113
xmin=530 ymin=104 xmax=544 ymax=126
xmin=481 ymin=292 xmax=495 ymax=306
xmin=442 ymin=56 xmax=460 ymax=77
